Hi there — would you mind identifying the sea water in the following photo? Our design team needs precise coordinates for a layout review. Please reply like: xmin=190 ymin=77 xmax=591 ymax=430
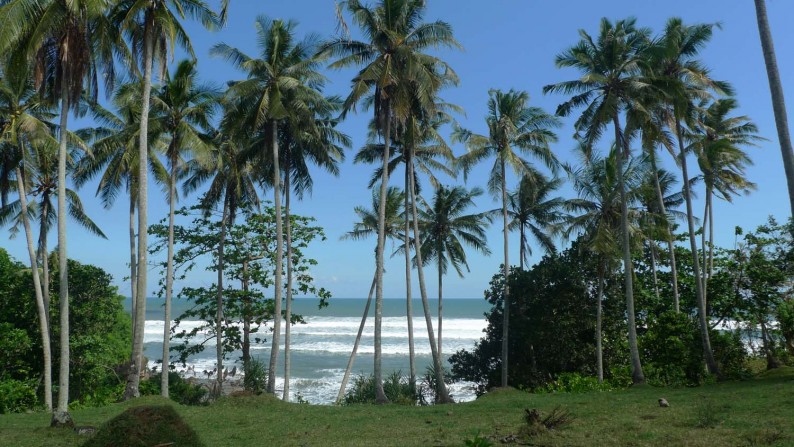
xmin=129 ymin=297 xmax=490 ymax=404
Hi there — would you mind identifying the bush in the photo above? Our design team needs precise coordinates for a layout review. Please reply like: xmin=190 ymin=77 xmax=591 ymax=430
xmin=141 ymin=372 xmax=208 ymax=406
xmin=711 ymin=330 xmax=751 ymax=380
xmin=243 ymin=358 xmax=268 ymax=395
xmin=343 ymin=371 xmax=417 ymax=405
xmin=540 ymin=372 xmax=614 ymax=393
xmin=82 ymin=405 xmax=205 ymax=447
xmin=0 ymin=379 xmax=37 ymax=413
xmin=418 ymin=365 xmax=452 ymax=404
xmin=642 ymin=311 xmax=704 ymax=386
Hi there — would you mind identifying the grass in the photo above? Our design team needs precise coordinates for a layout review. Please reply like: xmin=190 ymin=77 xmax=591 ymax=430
xmin=1 ymin=367 xmax=793 ymax=446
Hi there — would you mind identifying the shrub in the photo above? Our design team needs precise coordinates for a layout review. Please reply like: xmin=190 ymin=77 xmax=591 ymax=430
xmin=711 ymin=330 xmax=752 ymax=380
xmin=540 ymin=372 xmax=614 ymax=393
xmin=243 ymin=358 xmax=268 ymax=395
xmin=0 ymin=379 xmax=37 ymax=413
xmin=82 ymin=405 xmax=205 ymax=447
xmin=141 ymin=372 xmax=208 ymax=406
xmin=642 ymin=311 xmax=704 ymax=386
xmin=418 ymin=365 xmax=452 ymax=404
xmin=343 ymin=371 xmax=418 ymax=405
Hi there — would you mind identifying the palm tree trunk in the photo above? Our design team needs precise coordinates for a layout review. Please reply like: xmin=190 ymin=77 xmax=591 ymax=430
xmin=38 ymin=198 xmax=51 ymax=326
xmin=55 ymin=80 xmax=71 ymax=418
xmin=613 ymin=114 xmax=644 ymax=385
xmin=372 ymin=106 xmax=391 ymax=404
xmin=754 ymin=0 xmax=794 ymax=219
xmin=595 ymin=260 xmax=605 ymax=383
xmin=125 ymin=16 xmax=154 ymax=400
xmin=409 ymin=154 xmax=452 ymax=403
xmin=216 ymin=198 xmax=229 ymax=394
xmin=648 ymin=242 xmax=660 ymax=302
xmin=129 ymin=192 xmax=137 ymax=342
xmin=519 ymin=227 xmax=525 ymax=271
xmin=650 ymin=156 xmax=680 ymax=312
xmin=17 ymin=167 xmax=52 ymax=411
xmin=336 ymin=273 xmax=376 ymax=404
xmin=403 ymin=164 xmax=416 ymax=386
xmin=161 ymin=165 xmax=177 ymax=397
xmin=500 ymin=156 xmax=510 ymax=388
xmin=708 ymin=190 xmax=715 ymax=282
xmin=676 ymin=121 xmax=720 ymax=377
xmin=283 ymin=163 xmax=294 ymax=401
xmin=701 ymin=189 xmax=710 ymax=305
xmin=267 ymin=119 xmax=284 ymax=395
xmin=242 ymin=260 xmax=251 ymax=373
xmin=437 ymin=256 xmax=443 ymax=358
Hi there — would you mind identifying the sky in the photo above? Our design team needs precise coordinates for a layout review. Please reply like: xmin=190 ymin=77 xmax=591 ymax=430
xmin=2 ymin=0 xmax=793 ymax=300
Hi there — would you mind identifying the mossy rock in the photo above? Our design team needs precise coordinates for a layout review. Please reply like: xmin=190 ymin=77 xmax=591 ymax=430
xmin=82 ymin=405 xmax=204 ymax=447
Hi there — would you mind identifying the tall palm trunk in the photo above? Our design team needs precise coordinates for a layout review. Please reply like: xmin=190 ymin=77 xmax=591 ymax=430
xmin=595 ymin=260 xmax=605 ymax=383
xmin=701 ymin=189 xmax=710 ymax=304
xmin=125 ymin=17 xmax=155 ymax=399
xmin=372 ymin=106 xmax=391 ymax=404
xmin=215 ymin=199 xmax=229 ymax=393
xmin=283 ymin=160 xmax=294 ymax=401
xmin=17 ymin=167 xmax=52 ymax=411
xmin=409 ymin=154 xmax=452 ymax=403
xmin=161 ymin=163 xmax=177 ymax=397
xmin=267 ymin=119 xmax=284 ymax=395
xmin=437 ymin=255 xmax=443 ymax=357
xmin=676 ymin=121 xmax=719 ymax=376
xmin=336 ymin=273 xmax=376 ymax=404
xmin=613 ymin=114 xmax=644 ymax=384
xmin=500 ymin=156 xmax=510 ymax=388
xmin=55 ymin=80 xmax=71 ymax=418
xmin=754 ymin=0 xmax=794 ymax=219
xmin=403 ymin=165 xmax=416 ymax=385
xmin=242 ymin=260 xmax=251 ymax=372
xmin=648 ymin=242 xmax=660 ymax=302
xmin=708 ymin=196 xmax=715 ymax=278
xmin=38 ymin=198 xmax=51 ymax=325
xmin=650 ymin=156 xmax=680 ymax=312
xmin=519 ymin=226 xmax=526 ymax=271
xmin=129 ymin=192 xmax=137 ymax=341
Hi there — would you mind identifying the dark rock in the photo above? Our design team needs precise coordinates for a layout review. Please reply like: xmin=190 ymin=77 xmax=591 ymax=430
xmin=74 ymin=426 xmax=97 ymax=436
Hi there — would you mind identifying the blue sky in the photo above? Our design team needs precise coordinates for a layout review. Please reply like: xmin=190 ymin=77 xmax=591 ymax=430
xmin=3 ymin=0 xmax=793 ymax=299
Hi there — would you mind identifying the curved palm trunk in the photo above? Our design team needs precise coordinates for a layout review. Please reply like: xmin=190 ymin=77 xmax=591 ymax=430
xmin=55 ymin=82 xmax=71 ymax=418
xmin=129 ymin=193 xmax=137 ymax=341
xmin=403 ymin=164 xmax=416 ymax=386
xmin=38 ymin=198 xmax=51 ymax=326
xmin=754 ymin=0 xmax=794 ymax=219
xmin=613 ymin=114 xmax=645 ymax=385
xmin=215 ymin=199 xmax=229 ymax=394
xmin=676 ymin=121 xmax=719 ymax=376
xmin=708 ymin=196 xmax=715 ymax=278
xmin=125 ymin=18 xmax=154 ymax=400
xmin=595 ymin=260 xmax=605 ymax=383
xmin=500 ymin=157 xmax=510 ymax=388
xmin=17 ymin=167 xmax=52 ymax=411
xmin=161 ymin=166 xmax=177 ymax=397
xmin=409 ymin=155 xmax=452 ymax=403
xmin=701 ymin=189 xmax=710 ymax=305
xmin=336 ymin=273 xmax=376 ymax=404
xmin=648 ymin=242 xmax=660 ymax=302
xmin=267 ymin=119 xmax=284 ymax=395
xmin=372 ymin=107 xmax=391 ymax=404
xmin=283 ymin=164 xmax=294 ymax=401
xmin=437 ymin=256 xmax=443 ymax=358
xmin=650 ymin=157 xmax=680 ymax=312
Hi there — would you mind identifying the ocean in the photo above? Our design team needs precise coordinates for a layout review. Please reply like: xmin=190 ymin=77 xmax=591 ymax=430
xmin=128 ymin=297 xmax=491 ymax=404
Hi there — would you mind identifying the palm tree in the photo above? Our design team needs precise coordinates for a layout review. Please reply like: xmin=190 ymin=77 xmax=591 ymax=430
xmin=418 ymin=185 xmax=490 ymax=357
xmin=336 ymin=186 xmax=405 ymax=403
xmin=753 ymin=0 xmax=794 ymax=219
xmin=506 ymin=174 xmax=567 ymax=271
xmin=565 ymin=146 xmax=643 ymax=382
xmin=692 ymin=98 xmax=761 ymax=299
xmin=212 ymin=15 xmax=326 ymax=396
xmin=322 ymin=0 xmax=459 ymax=403
xmin=0 ymin=55 xmax=56 ymax=410
xmin=650 ymin=18 xmax=729 ymax=376
xmin=544 ymin=18 xmax=652 ymax=384
xmin=149 ymin=59 xmax=218 ymax=397
xmin=0 ymin=0 xmax=119 ymax=420
xmin=453 ymin=88 xmax=559 ymax=388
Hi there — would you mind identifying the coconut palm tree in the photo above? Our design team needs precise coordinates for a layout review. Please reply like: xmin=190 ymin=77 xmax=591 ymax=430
xmin=649 ymin=18 xmax=730 ymax=376
xmin=149 ymin=59 xmax=219 ymax=397
xmin=0 ymin=54 xmax=56 ymax=410
xmin=505 ymin=173 xmax=567 ymax=271
xmin=322 ymin=0 xmax=459 ymax=403
xmin=417 ymin=185 xmax=490 ymax=357
xmin=453 ymin=88 xmax=559 ymax=388
xmin=544 ymin=18 xmax=652 ymax=384
xmin=336 ymin=186 xmax=405 ymax=404
xmin=212 ymin=15 xmax=327 ymax=396
xmin=0 ymin=0 xmax=120 ymax=419
xmin=691 ymin=98 xmax=761 ymax=299
xmin=753 ymin=0 xmax=794 ymax=219
xmin=111 ymin=0 xmax=220 ymax=400
xmin=564 ymin=146 xmax=643 ymax=382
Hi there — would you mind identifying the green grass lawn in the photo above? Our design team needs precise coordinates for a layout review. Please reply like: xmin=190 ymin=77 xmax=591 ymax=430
xmin=2 ymin=367 xmax=793 ymax=447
